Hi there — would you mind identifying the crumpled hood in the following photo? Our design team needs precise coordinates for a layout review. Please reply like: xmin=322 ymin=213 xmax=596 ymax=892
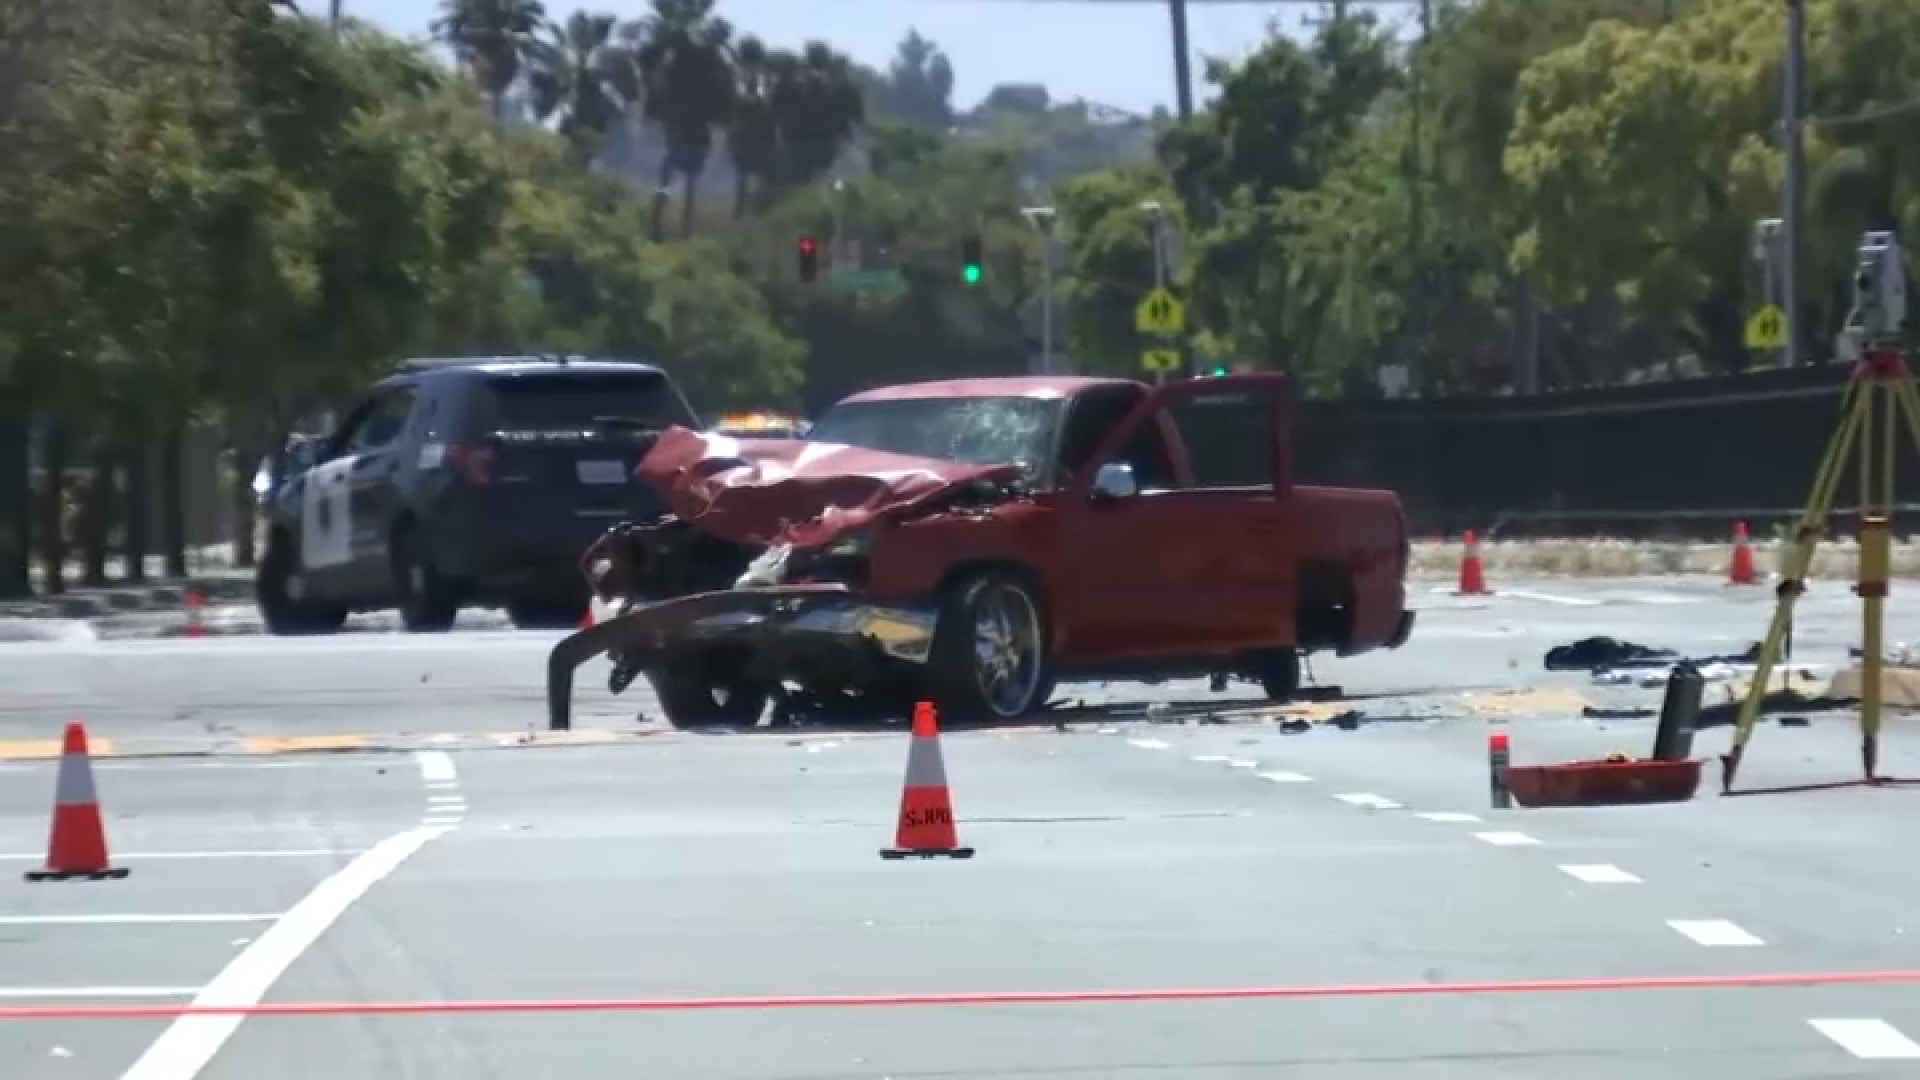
xmin=635 ymin=426 xmax=1023 ymax=548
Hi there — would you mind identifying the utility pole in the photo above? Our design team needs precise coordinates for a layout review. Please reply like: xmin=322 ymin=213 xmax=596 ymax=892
xmin=1782 ymin=0 xmax=1806 ymax=367
xmin=1022 ymin=206 xmax=1061 ymax=375
xmin=1168 ymin=0 xmax=1195 ymax=118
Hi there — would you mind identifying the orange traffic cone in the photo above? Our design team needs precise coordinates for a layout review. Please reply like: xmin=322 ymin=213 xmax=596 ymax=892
xmin=1728 ymin=521 xmax=1758 ymax=586
xmin=1457 ymin=529 xmax=1489 ymax=596
xmin=26 ymin=722 xmax=128 ymax=882
xmin=880 ymin=702 xmax=973 ymax=860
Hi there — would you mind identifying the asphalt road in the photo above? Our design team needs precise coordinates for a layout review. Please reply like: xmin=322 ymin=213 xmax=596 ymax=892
xmin=4 ymin=576 xmax=1920 ymax=1076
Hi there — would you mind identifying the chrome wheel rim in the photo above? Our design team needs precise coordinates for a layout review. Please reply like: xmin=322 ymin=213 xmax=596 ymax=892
xmin=971 ymin=582 xmax=1043 ymax=717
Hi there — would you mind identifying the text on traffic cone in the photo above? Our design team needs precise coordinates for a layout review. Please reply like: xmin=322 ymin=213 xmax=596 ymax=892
xmin=27 ymin=722 xmax=128 ymax=882
xmin=1457 ymin=529 xmax=1489 ymax=596
xmin=880 ymin=702 xmax=974 ymax=860
xmin=1728 ymin=521 xmax=1758 ymax=585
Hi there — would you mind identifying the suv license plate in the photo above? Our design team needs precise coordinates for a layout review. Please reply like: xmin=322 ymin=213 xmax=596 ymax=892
xmin=575 ymin=460 xmax=627 ymax=485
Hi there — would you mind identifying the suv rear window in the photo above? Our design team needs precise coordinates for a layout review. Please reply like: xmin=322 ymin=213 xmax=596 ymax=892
xmin=482 ymin=372 xmax=695 ymax=431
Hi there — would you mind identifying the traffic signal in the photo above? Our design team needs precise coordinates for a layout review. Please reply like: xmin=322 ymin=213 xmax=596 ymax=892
xmin=960 ymin=234 xmax=982 ymax=285
xmin=1208 ymin=365 xmax=1230 ymax=376
xmin=797 ymin=234 xmax=820 ymax=283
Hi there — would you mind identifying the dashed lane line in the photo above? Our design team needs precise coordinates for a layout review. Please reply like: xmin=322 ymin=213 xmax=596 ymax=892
xmin=416 ymin=750 xmax=466 ymax=829
xmin=1332 ymin=793 xmax=1403 ymax=810
xmin=1667 ymin=919 xmax=1765 ymax=947
xmin=1474 ymin=830 xmax=1542 ymax=847
xmin=1809 ymin=1019 xmax=1920 ymax=1060
xmin=1126 ymin=738 xmax=1170 ymax=750
xmin=1558 ymin=864 xmax=1642 ymax=885
xmin=0 ymin=914 xmax=278 ymax=926
xmin=0 ymin=849 xmax=358 ymax=862
xmin=0 ymin=987 xmax=200 ymax=999
xmin=1256 ymin=770 xmax=1312 ymax=783
xmin=1414 ymin=812 xmax=1481 ymax=823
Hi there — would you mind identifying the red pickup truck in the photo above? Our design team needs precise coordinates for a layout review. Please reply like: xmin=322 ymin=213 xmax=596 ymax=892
xmin=549 ymin=373 xmax=1414 ymax=730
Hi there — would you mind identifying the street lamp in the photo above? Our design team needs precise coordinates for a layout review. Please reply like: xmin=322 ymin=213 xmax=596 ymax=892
xmin=1021 ymin=206 xmax=1059 ymax=375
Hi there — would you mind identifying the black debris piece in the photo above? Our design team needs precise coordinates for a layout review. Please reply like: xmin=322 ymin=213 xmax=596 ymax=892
xmin=1544 ymin=637 xmax=1677 ymax=672
xmin=1582 ymin=705 xmax=1657 ymax=719
xmin=1696 ymin=689 xmax=1855 ymax=728
xmin=1329 ymin=710 xmax=1364 ymax=730
xmin=1277 ymin=718 xmax=1314 ymax=735
xmin=1544 ymin=637 xmax=1763 ymax=673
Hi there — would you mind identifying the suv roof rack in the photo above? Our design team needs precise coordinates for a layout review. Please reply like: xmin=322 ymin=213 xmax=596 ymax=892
xmin=394 ymin=354 xmax=660 ymax=375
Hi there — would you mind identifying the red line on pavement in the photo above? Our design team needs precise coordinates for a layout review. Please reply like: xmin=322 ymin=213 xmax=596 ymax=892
xmin=4 ymin=969 xmax=1920 ymax=1020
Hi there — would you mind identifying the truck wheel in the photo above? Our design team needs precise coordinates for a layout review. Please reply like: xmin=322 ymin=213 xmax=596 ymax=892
xmin=928 ymin=571 xmax=1054 ymax=723
xmin=391 ymin=526 xmax=458 ymax=633
xmin=651 ymin=647 xmax=771 ymax=730
xmin=1253 ymin=648 xmax=1302 ymax=702
xmin=255 ymin=535 xmax=346 ymax=636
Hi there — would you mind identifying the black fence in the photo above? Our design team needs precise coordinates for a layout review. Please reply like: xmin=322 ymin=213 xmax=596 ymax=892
xmin=1293 ymin=363 xmax=1920 ymax=539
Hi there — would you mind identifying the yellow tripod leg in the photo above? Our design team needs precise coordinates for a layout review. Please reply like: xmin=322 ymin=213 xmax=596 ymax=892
xmin=1721 ymin=377 xmax=1869 ymax=792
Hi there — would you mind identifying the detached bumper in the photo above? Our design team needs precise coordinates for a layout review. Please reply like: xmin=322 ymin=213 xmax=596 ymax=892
xmin=546 ymin=584 xmax=938 ymax=730
xmin=1387 ymin=610 xmax=1416 ymax=649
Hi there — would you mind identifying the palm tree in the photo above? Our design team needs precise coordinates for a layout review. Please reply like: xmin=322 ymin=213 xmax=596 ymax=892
xmin=622 ymin=0 xmax=735 ymax=239
xmin=527 ymin=12 xmax=635 ymax=161
xmin=432 ymin=0 xmax=548 ymax=124
xmin=767 ymin=42 xmax=866 ymax=188
xmin=723 ymin=36 xmax=779 ymax=217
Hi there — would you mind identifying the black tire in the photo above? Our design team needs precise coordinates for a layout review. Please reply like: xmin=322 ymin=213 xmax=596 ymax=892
xmin=927 ymin=570 xmax=1054 ymax=723
xmin=255 ymin=535 xmax=347 ymax=636
xmin=391 ymin=526 xmax=458 ymax=633
xmin=1254 ymin=648 xmax=1302 ymax=702
xmin=650 ymin=647 xmax=772 ymax=730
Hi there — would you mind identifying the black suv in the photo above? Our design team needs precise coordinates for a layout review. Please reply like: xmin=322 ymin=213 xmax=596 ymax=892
xmin=255 ymin=356 xmax=699 ymax=634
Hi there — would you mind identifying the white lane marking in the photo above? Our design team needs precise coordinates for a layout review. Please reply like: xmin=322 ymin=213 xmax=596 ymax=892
xmin=414 ymin=750 xmax=456 ymax=784
xmin=1809 ymin=1018 xmax=1920 ymax=1059
xmin=1415 ymin=812 xmax=1481 ymax=823
xmin=0 ymin=849 xmax=358 ymax=862
xmin=1497 ymin=589 xmax=1603 ymax=606
xmin=1333 ymin=793 xmax=1403 ymax=810
xmin=427 ymin=795 xmax=465 ymax=805
xmin=1096 ymin=726 xmax=1120 ymax=735
xmin=118 ymin=826 xmax=446 ymax=1080
xmin=425 ymin=781 xmax=459 ymax=791
xmin=1668 ymin=919 xmax=1764 ymax=947
xmin=1559 ymin=864 xmax=1642 ymax=885
xmin=1226 ymin=759 xmax=1260 ymax=769
xmin=1190 ymin=755 xmax=1233 ymax=763
xmin=1126 ymin=738 xmax=1170 ymax=750
xmin=1474 ymin=830 xmax=1541 ymax=846
xmin=0 ymin=915 xmax=279 ymax=926
xmin=0 ymin=987 xmax=200 ymax=999
xmin=1257 ymin=770 xmax=1312 ymax=783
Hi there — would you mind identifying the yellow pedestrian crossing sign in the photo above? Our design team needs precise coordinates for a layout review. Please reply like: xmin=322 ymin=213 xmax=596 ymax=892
xmin=1745 ymin=305 xmax=1787 ymax=349
xmin=1140 ymin=348 xmax=1181 ymax=374
xmin=1135 ymin=287 xmax=1186 ymax=335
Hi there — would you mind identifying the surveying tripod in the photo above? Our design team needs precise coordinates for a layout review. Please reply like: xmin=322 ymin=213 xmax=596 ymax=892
xmin=1721 ymin=231 xmax=1918 ymax=793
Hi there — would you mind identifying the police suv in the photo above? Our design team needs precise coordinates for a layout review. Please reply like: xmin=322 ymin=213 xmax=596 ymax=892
xmin=255 ymin=356 xmax=699 ymax=634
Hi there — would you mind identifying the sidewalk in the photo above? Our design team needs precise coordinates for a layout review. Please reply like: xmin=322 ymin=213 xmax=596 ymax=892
xmin=0 ymin=548 xmax=252 ymax=621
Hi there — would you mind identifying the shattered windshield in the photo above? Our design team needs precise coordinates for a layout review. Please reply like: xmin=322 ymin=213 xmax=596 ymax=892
xmin=806 ymin=395 xmax=1058 ymax=472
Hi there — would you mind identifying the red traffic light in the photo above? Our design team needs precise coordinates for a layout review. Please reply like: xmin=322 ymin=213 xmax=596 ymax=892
xmin=798 ymin=235 xmax=818 ymax=254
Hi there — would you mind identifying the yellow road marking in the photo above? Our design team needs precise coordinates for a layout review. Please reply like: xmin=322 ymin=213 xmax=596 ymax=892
xmin=1462 ymin=688 xmax=1591 ymax=715
xmin=0 ymin=738 xmax=115 ymax=761
xmin=241 ymin=734 xmax=371 ymax=755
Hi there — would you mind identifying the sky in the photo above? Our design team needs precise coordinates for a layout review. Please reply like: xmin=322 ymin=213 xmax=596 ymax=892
xmin=346 ymin=1 xmax=1423 ymax=114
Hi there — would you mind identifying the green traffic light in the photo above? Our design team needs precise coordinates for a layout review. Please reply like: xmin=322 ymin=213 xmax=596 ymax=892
xmin=962 ymin=264 xmax=982 ymax=284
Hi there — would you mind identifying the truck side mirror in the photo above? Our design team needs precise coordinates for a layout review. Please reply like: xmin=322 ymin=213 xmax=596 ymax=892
xmin=1091 ymin=461 xmax=1138 ymax=500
